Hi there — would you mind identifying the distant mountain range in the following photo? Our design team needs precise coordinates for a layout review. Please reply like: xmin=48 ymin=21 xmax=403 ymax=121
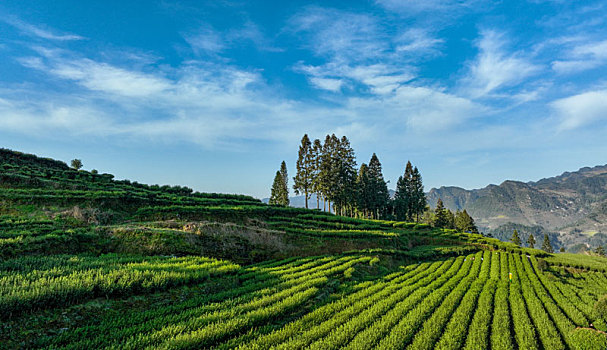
xmin=267 ymin=165 xmax=607 ymax=251
xmin=427 ymin=164 xmax=607 ymax=251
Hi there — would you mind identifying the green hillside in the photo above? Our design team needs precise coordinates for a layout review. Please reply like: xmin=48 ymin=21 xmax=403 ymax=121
xmin=2 ymin=148 xmax=607 ymax=349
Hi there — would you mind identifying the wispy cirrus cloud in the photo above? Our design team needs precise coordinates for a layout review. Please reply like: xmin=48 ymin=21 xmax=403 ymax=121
xmin=1 ymin=16 xmax=84 ymax=41
xmin=184 ymin=21 xmax=282 ymax=56
xmin=288 ymin=7 xmax=442 ymax=95
xmin=375 ymin=0 xmax=483 ymax=15
xmin=552 ymin=39 xmax=607 ymax=74
xmin=347 ymin=85 xmax=484 ymax=132
xmin=460 ymin=30 xmax=541 ymax=99
xmin=551 ymin=89 xmax=607 ymax=130
xmin=394 ymin=28 xmax=444 ymax=56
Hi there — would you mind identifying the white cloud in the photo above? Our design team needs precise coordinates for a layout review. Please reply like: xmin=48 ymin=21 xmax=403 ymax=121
xmin=2 ymin=16 xmax=84 ymax=41
xmin=289 ymin=8 xmax=430 ymax=95
xmin=6 ymin=44 xmax=486 ymax=151
xmin=462 ymin=30 xmax=540 ymax=98
xmin=184 ymin=26 xmax=226 ymax=55
xmin=395 ymin=28 xmax=444 ymax=56
xmin=551 ymin=89 xmax=607 ymax=130
xmin=184 ymin=21 xmax=281 ymax=55
xmin=51 ymin=59 xmax=172 ymax=97
xmin=289 ymin=8 xmax=385 ymax=61
xmin=297 ymin=62 xmax=415 ymax=94
xmin=309 ymin=77 xmax=343 ymax=92
xmin=0 ymin=98 xmax=116 ymax=135
xmin=375 ymin=0 xmax=486 ymax=16
xmin=552 ymin=39 xmax=607 ymax=74
xmin=345 ymin=85 xmax=483 ymax=133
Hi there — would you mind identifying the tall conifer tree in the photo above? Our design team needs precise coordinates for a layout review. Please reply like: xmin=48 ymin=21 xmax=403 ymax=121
xmin=319 ymin=134 xmax=341 ymax=212
xmin=411 ymin=166 xmax=427 ymax=222
xmin=293 ymin=135 xmax=313 ymax=209
xmin=434 ymin=199 xmax=449 ymax=228
xmin=511 ymin=230 xmax=522 ymax=246
xmin=367 ymin=153 xmax=389 ymax=219
xmin=311 ymin=138 xmax=323 ymax=209
xmin=269 ymin=171 xmax=285 ymax=206
xmin=279 ymin=161 xmax=289 ymax=206
xmin=335 ymin=136 xmax=357 ymax=216
xmin=356 ymin=163 xmax=371 ymax=218
xmin=269 ymin=162 xmax=289 ymax=206
xmin=394 ymin=161 xmax=413 ymax=221
xmin=527 ymin=234 xmax=536 ymax=249
xmin=542 ymin=234 xmax=554 ymax=253
xmin=394 ymin=175 xmax=408 ymax=221
xmin=455 ymin=209 xmax=478 ymax=233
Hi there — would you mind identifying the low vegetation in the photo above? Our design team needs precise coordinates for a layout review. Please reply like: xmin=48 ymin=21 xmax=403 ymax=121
xmin=2 ymin=147 xmax=607 ymax=349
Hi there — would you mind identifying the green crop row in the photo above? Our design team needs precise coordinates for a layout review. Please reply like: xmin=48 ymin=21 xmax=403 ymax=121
xmin=57 ymin=256 xmax=372 ymax=349
xmin=0 ymin=254 xmax=239 ymax=317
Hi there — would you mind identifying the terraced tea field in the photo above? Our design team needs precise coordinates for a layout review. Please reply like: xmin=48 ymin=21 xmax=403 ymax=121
xmin=3 ymin=248 xmax=607 ymax=349
xmin=3 ymin=148 xmax=607 ymax=349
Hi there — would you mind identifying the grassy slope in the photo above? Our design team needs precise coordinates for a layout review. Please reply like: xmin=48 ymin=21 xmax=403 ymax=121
xmin=2 ymin=148 xmax=607 ymax=349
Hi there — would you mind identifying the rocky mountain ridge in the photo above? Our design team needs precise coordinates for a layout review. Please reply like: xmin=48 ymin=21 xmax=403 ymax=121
xmin=427 ymin=164 xmax=607 ymax=250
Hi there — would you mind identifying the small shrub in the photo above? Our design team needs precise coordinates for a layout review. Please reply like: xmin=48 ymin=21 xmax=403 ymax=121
xmin=595 ymin=296 xmax=607 ymax=322
xmin=536 ymin=258 xmax=547 ymax=272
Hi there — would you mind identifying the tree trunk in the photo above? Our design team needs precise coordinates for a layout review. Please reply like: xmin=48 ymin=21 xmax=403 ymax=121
xmin=304 ymin=189 xmax=308 ymax=209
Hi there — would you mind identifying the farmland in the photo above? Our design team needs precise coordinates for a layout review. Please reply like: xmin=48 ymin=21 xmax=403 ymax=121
xmin=2 ymin=148 xmax=607 ymax=349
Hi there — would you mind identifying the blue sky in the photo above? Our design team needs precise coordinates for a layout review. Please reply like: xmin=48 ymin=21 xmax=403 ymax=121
xmin=1 ymin=0 xmax=607 ymax=198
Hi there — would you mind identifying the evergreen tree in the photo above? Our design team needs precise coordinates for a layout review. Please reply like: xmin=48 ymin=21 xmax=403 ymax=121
xmin=269 ymin=171 xmax=284 ymax=206
xmin=311 ymin=138 xmax=323 ymax=209
xmin=269 ymin=163 xmax=289 ymax=206
xmin=411 ymin=166 xmax=427 ymax=222
xmin=319 ymin=134 xmax=340 ymax=212
xmin=334 ymin=136 xmax=357 ymax=216
xmin=394 ymin=175 xmax=408 ymax=221
xmin=511 ymin=229 xmax=522 ymax=246
xmin=280 ymin=161 xmax=288 ymax=198
xmin=445 ymin=209 xmax=456 ymax=229
xmin=293 ymin=135 xmax=313 ymax=209
xmin=541 ymin=234 xmax=553 ymax=253
xmin=455 ymin=209 xmax=478 ymax=234
xmin=433 ymin=198 xmax=449 ymax=228
xmin=356 ymin=163 xmax=371 ymax=218
xmin=527 ymin=234 xmax=536 ymax=249
xmin=394 ymin=161 xmax=413 ymax=221
xmin=367 ymin=153 xmax=389 ymax=219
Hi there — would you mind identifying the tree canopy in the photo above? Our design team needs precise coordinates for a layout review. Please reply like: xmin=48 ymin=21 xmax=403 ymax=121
xmin=511 ymin=230 xmax=522 ymax=247
xmin=269 ymin=162 xmax=289 ymax=206
xmin=542 ymin=234 xmax=553 ymax=253
xmin=70 ymin=159 xmax=83 ymax=170
xmin=527 ymin=234 xmax=536 ymax=249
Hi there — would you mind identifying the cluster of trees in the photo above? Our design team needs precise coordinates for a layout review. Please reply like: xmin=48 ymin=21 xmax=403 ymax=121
xmin=511 ymin=230 xmax=554 ymax=253
xmin=270 ymin=134 xmax=427 ymax=220
xmin=431 ymin=199 xmax=479 ymax=232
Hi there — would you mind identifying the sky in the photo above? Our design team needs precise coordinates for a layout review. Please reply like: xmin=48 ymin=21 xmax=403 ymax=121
xmin=1 ymin=0 xmax=607 ymax=198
